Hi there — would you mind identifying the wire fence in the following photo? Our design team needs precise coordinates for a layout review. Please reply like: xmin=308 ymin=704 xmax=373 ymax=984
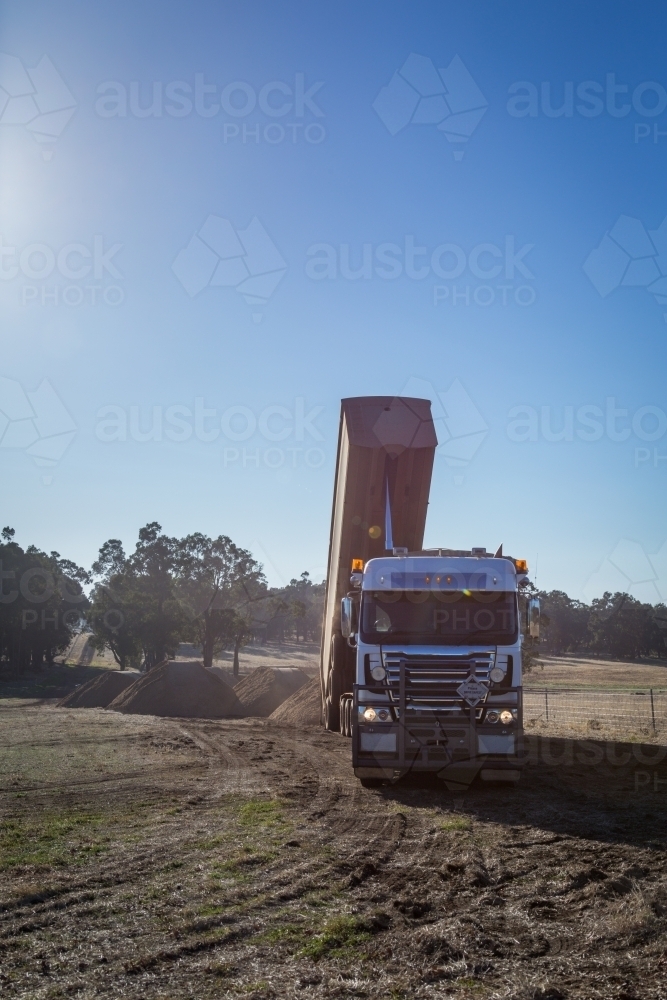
xmin=523 ymin=688 xmax=667 ymax=735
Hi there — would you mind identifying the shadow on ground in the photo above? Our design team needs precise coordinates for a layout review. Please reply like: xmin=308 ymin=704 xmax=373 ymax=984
xmin=0 ymin=662 xmax=121 ymax=699
xmin=379 ymin=734 xmax=667 ymax=850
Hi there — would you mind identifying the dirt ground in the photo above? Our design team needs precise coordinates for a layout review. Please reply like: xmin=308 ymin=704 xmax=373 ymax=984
xmin=528 ymin=657 xmax=667 ymax=690
xmin=0 ymin=701 xmax=665 ymax=1000
xmin=0 ymin=664 xmax=120 ymax=702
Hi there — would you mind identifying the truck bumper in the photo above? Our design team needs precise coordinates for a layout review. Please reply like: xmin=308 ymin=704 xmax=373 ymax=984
xmin=352 ymin=682 xmax=524 ymax=788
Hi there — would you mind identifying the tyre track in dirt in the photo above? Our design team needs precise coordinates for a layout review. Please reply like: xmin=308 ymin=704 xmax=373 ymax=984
xmin=0 ymin=761 xmax=203 ymax=795
xmin=0 ymin=712 xmax=214 ymax=963
xmin=40 ymin=718 xmax=411 ymax=991
xmin=178 ymin=720 xmax=410 ymax=911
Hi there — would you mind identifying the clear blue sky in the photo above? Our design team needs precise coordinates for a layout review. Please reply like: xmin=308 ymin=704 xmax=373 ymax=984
xmin=1 ymin=0 xmax=666 ymax=603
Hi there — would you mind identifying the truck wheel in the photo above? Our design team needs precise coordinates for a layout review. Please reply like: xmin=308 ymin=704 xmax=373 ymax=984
xmin=324 ymin=667 xmax=342 ymax=732
xmin=324 ymin=635 xmax=346 ymax=732
xmin=339 ymin=695 xmax=348 ymax=736
xmin=340 ymin=695 xmax=352 ymax=738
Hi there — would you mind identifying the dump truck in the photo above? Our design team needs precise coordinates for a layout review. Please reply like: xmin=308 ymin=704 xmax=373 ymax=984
xmin=320 ymin=395 xmax=539 ymax=790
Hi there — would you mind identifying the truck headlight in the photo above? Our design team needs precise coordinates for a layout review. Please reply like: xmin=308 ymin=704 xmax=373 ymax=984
xmin=485 ymin=710 xmax=500 ymax=724
xmin=370 ymin=665 xmax=386 ymax=681
xmin=360 ymin=706 xmax=391 ymax=722
xmin=489 ymin=667 xmax=505 ymax=683
xmin=500 ymin=710 xmax=514 ymax=725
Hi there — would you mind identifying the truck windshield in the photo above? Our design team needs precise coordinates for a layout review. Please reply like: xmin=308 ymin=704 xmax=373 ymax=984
xmin=360 ymin=590 xmax=518 ymax=645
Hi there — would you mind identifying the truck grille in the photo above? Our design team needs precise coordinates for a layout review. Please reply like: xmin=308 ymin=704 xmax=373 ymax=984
xmin=383 ymin=651 xmax=494 ymax=715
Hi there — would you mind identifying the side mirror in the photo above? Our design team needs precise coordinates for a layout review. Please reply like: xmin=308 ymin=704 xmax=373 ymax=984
xmin=528 ymin=597 xmax=540 ymax=638
xmin=341 ymin=596 xmax=357 ymax=638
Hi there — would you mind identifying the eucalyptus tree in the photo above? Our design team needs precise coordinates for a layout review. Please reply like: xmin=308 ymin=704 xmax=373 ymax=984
xmin=0 ymin=527 xmax=89 ymax=671
xmin=89 ymin=524 xmax=186 ymax=670
xmin=174 ymin=533 xmax=268 ymax=672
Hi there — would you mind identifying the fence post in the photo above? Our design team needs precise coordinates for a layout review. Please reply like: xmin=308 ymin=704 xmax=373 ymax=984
xmin=545 ymin=688 xmax=549 ymax=723
xmin=650 ymin=689 xmax=656 ymax=733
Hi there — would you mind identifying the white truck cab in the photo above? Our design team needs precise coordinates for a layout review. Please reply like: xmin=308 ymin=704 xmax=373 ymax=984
xmin=341 ymin=550 xmax=532 ymax=788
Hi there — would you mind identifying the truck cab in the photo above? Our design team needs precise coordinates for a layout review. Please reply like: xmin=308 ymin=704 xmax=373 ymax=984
xmin=341 ymin=550 xmax=529 ymax=789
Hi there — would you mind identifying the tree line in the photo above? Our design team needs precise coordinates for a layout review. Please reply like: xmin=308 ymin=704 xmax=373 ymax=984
xmin=537 ymin=590 xmax=667 ymax=661
xmin=0 ymin=523 xmax=324 ymax=675
xmin=1 ymin=522 xmax=665 ymax=674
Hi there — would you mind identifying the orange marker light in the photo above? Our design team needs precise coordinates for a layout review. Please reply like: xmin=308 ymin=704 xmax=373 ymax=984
xmin=351 ymin=559 xmax=364 ymax=571
xmin=515 ymin=559 xmax=528 ymax=573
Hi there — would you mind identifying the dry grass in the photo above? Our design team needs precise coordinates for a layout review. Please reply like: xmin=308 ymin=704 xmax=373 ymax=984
xmin=529 ymin=654 xmax=667 ymax=690
xmin=525 ymin=716 xmax=667 ymax=744
xmin=177 ymin=639 xmax=320 ymax=677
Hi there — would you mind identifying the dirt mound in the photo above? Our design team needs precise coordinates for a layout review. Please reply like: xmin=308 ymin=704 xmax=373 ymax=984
xmin=108 ymin=660 xmax=244 ymax=719
xmin=269 ymin=675 xmax=322 ymax=726
xmin=58 ymin=670 xmax=139 ymax=708
xmin=234 ymin=667 xmax=309 ymax=717
xmin=206 ymin=665 xmax=232 ymax=683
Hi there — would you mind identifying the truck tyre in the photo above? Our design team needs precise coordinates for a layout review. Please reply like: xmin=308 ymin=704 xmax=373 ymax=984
xmin=339 ymin=695 xmax=348 ymax=736
xmin=324 ymin=665 xmax=342 ymax=732
xmin=324 ymin=634 xmax=347 ymax=732
xmin=340 ymin=695 xmax=352 ymax=737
